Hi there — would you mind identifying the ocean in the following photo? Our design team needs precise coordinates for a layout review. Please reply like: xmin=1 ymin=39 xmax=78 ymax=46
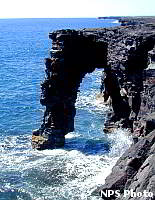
xmin=0 ymin=18 xmax=132 ymax=200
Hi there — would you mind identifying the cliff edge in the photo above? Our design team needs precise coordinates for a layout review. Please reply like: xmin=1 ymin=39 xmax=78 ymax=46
xmin=32 ymin=17 xmax=155 ymax=199
xmin=92 ymin=17 xmax=155 ymax=200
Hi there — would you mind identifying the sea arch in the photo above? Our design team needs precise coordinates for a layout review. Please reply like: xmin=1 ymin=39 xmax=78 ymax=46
xmin=32 ymin=29 xmax=108 ymax=150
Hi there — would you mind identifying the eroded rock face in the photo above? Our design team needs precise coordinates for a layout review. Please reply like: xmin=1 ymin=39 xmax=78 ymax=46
xmin=32 ymin=18 xmax=155 ymax=150
xmin=94 ymin=130 xmax=155 ymax=200
xmin=32 ymin=30 xmax=107 ymax=150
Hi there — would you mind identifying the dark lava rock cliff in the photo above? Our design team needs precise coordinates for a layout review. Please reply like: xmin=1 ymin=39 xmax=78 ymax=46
xmin=92 ymin=17 xmax=155 ymax=200
xmin=32 ymin=17 xmax=155 ymax=199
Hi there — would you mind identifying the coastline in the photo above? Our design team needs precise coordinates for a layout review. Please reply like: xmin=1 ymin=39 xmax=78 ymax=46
xmin=93 ymin=17 xmax=155 ymax=199
xmin=32 ymin=17 xmax=155 ymax=199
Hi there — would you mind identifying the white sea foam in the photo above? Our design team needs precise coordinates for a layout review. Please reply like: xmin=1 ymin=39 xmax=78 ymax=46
xmin=0 ymin=69 xmax=133 ymax=200
xmin=112 ymin=20 xmax=119 ymax=23
xmin=0 ymin=128 xmax=132 ymax=200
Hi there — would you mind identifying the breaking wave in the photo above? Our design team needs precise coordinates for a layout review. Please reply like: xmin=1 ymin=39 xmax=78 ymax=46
xmin=0 ymin=69 xmax=132 ymax=200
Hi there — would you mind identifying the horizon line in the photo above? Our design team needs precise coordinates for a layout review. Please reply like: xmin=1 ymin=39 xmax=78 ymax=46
xmin=0 ymin=15 xmax=155 ymax=19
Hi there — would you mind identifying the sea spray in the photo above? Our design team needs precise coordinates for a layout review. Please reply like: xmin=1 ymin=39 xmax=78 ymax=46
xmin=0 ymin=18 xmax=126 ymax=200
xmin=0 ymin=69 xmax=132 ymax=200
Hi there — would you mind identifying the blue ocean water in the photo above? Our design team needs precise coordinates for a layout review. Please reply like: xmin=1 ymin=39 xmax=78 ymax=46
xmin=0 ymin=18 xmax=120 ymax=136
xmin=0 ymin=18 xmax=132 ymax=200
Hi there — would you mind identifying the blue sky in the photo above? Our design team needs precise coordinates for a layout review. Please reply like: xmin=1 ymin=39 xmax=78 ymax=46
xmin=0 ymin=0 xmax=154 ymax=18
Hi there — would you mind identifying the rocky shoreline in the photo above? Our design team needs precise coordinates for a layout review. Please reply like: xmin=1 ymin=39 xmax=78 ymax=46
xmin=94 ymin=66 xmax=155 ymax=199
xmin=93 ymin=17 xmax=155 ymax=199
xmin=32 ymin=17 xmax=155 ymax=199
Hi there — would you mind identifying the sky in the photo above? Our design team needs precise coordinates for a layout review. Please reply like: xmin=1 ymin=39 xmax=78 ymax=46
xmin=0 ymin=0 xmax=154 ymax=18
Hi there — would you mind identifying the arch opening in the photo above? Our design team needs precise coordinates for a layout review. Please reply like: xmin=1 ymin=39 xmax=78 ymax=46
xmin=32 ymin=26 xmax=155 ymax=150
xmin=32 ymin=30 xmax=107 ymax=150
